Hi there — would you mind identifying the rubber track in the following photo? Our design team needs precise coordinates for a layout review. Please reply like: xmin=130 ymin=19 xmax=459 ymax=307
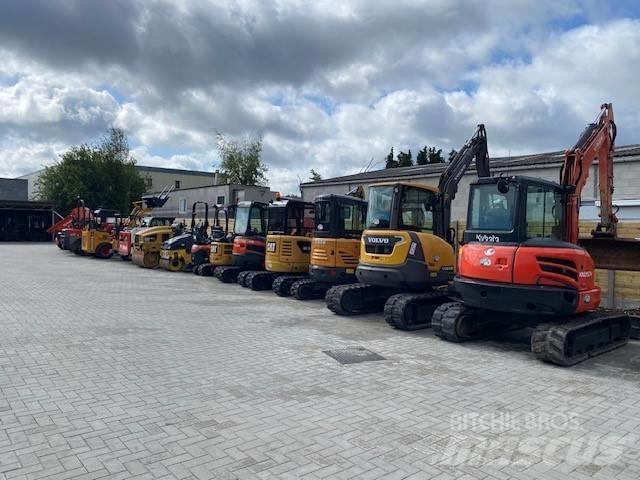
xmin=384 ymin=291 xmax=447 ymax=331
xmin=215 ymin=266 xmax=240 ymax=283
xmin=431 ymin=302 xmax=481 ymax=342
xmin=292 ymin=279 xmax=327 ymax=300
xmin=325 ymin=283 xmax=387 ymax=316
xmin=247 ymin=271 xmax=277 ymax=291
xmin=200 ymin=264 xmax=215 ymax=277
xmin=237 ymin=270 xmax=253 ymax=287
xmin=531 ymin=312 xmax=630 ymax=366
xmin=272 ymin=275 xmax=306 ymax=297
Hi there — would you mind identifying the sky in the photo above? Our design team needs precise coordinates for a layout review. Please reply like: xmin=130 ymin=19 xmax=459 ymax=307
xmin=1 ymin=0 xmax=639 ymax=194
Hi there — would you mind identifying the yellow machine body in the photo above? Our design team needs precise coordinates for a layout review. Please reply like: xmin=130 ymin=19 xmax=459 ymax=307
xmin=131 ymin=225 xmax=174 ymax=268
xmin=265 ymin=234 xmax=312 ymax=273
xmin=356 ymin=182 xmax=455 ymax=290
xmin=209 ymin=240 xmax=233 ymax=266
xmin=81 ymin=229 xmax=112 ymax=257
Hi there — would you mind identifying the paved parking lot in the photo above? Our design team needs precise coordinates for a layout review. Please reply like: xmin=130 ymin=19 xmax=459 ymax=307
xmin=1 ymin=244 xmax=639 ymax=480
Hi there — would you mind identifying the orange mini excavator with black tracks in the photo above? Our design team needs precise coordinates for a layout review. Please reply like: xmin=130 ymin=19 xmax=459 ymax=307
xmin=432 ymin=103 xmax=634 ymax=366
xmin=213 ymin=201 xmax=268 ymax=283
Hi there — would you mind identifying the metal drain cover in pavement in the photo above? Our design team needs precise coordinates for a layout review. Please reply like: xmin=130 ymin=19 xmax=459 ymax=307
xmin=323 ymin=346 xmax=386 ymax=365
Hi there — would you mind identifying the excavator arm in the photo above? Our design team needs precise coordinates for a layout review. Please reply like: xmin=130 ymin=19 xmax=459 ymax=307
xmin=561 ymin=103 xmax=617 ymax=244
xmin=564 ymin=103 xmax=640 ymax=271
xmin=436 ymin=124 xmax=490 ymax=241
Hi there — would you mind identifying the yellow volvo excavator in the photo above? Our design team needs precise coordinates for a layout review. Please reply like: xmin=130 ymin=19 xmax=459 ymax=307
xmin=326 ymin=125 xmax=491 ymax=330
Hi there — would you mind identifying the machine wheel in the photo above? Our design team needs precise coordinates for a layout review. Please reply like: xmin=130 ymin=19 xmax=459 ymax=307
xmin=142 ymin=252 xmax=160 ymax=269
xmin=120 ymin=255 xmax=130 ymax=261
xmin=95 ymin=243 xmax=113 ymax=259
xmin=167 ymin=257 xmax=184 ymax=272
xmin=432 ymin=302 xmax=481 ymax=342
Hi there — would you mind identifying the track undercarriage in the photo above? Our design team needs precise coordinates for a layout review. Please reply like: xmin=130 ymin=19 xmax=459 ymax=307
xmin=325 ymin=283 xmax=395 ymax=315
xmin=432 ymin=302 xmax=631 ymax=366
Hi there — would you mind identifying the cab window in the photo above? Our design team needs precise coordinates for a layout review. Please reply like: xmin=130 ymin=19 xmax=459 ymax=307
xmin=399 ymin=187 xmax=435 ymax=232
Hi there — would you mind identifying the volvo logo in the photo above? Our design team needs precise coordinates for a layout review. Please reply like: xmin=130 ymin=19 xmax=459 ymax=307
xmin=367 ymin=237 xmax=390 ymax=244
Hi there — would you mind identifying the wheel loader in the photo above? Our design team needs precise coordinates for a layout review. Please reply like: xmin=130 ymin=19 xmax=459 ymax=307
xmin=326 ymin=125 xmax=491 ymax=330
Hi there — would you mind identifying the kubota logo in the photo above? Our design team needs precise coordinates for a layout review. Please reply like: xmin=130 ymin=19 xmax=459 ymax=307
xmin=476 ymin=234 xmax=500 ymax=242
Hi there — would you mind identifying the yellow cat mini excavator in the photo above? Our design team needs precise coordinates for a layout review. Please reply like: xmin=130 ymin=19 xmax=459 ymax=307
xmin=193 ymin=204 xmax=236 ymax=276
xmin=238 ymin=199 xmax=315 ymax=292
xmin=289 ymin=190 xmax=367 ymax=300
xmin=326 ymin=125 xmax=491 ymax=330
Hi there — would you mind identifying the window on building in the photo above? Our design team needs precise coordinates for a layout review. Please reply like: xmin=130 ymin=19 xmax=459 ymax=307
xmin=216 ymin=195 xmax=225 ymax=205
xmin=179 ymin=197 xmax=187 ymax=214
xmin=175 ymin=180 xmax=181 ymax=189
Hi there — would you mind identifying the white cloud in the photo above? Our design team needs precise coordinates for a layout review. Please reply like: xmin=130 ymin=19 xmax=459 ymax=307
xmin=0 ymin=1 xmax=639 ymax=195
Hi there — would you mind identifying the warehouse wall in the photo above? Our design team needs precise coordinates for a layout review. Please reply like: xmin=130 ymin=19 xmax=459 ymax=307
xmin=152 ymin=184 xmax=276 ymax=220
xmin=301 ymin=156 xmax=640 ymax=222
xmin=138 ymin=169 xmax=220 ymax=192
xmin=0 ymin=178 xmax=28 ymax=201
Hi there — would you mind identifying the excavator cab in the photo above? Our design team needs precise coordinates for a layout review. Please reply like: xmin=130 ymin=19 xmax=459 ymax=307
xmin=291 ymin=194 xmax=368 ymax=300
xmin=81 ymin=208 xmax=120 ymax=258
xmin=455 ymin=176 xmax=592 ymax=315
xmin=358 ymin=182 xmax=455 ymax=289
xmin=214 ymin=201 xmax=268 ymax=283
xmin=239 ymin=199 xmax=315 ymax=294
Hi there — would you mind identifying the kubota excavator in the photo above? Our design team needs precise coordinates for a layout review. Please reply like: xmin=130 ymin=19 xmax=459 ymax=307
xmin=290 ymin=189 xmax=368 ymax=300
xmin=326 ymin=125 xmax=491 ymax=329
xmin=214 ymin=201 xmax=268 ymax=283
xmin=432 ymin=103 xmax=632 ymax=366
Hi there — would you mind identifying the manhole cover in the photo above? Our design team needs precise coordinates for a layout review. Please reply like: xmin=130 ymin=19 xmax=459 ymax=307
xmin=323 ymin=346 xmax=385 ymax=365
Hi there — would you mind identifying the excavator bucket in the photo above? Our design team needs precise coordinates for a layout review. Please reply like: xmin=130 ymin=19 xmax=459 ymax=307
xmin=579 ymin=237 xmax=640 ymax=271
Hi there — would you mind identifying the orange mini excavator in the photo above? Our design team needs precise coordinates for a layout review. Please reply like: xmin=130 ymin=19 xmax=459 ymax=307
xmin=432 ymin=103 xmax=634 ymax=366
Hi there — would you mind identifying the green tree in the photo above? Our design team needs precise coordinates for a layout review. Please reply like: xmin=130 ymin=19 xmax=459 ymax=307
xmin=309 ymin=169 xmax=322 ymax=182
xmin=416 ymin=146 xmax=429 ymax=165
xmin=216 ymin=133 xmax=268 ymax=185
xmin=427 ymin=147 xmax=444 ymax=164
xmin=385 ymin=147 xmax=398 ymax=168
xmin=36 ymin=127 xmax=145 ymax=214
xmin=397 ymin=149 xmax=413 ymax=167
xmin=448 ymin=148 xmax=458 ymax=162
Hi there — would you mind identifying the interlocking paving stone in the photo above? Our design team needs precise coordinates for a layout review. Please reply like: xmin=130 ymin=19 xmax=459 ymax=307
xmin=0 ymin=244 xmax=639 ymax=479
